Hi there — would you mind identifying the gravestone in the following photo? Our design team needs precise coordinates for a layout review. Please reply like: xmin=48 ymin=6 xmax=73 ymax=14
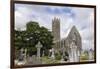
xmin=17 ymin=48 xmax=26 ymax=65
xmin=26 ymin=55 xmax=35 ymax=65
xmin=88 ymin=49 xmax=93 ymax=60
xmin=62 ymin=44 xmax=65 ymax=60
xmin=42 ymin=50 xmax=45 ymax=57
xmin=49 ymin=49 xmax=52 ymax=57
xmin=24 ymin=48 xmax=27 ymax=63
xmin=25 ymin=42 xmax=43 ymax=65
xmin=51 ymin=48 xmax=55 ymax=59
xmin=27 ymin=56 xmax=34 ymax=64
xmin=36 ymin=41 xmax=42 ymax=59
xmin=26 ymin=55 xmax=42 ymax=65
xmin=69 ymin=41 xmax=79 ymax=62
xmin=19 ymin=48 xmax=24 ymax=61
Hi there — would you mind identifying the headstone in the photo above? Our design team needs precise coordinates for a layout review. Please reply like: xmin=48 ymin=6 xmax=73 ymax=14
xmin=17 ymin=48 xmax=26 ymax=65
xmin=88 ymin=49 xmax=93 ymax=60
xmin=36 ymin=41 xmax=42 ymax=59
xmin=51 ymin=48 xmax=55 ymax=59
xmin=69 ymin=41 xmax=79 ymax=62
xmin=49 ymin=49 xmax=52 ymax=57
xmin=42 ymin=50 xmax=45 ymax=57
xmin=27 ymin=56 xmax=34 ymax=64
xmin=61 ymin=47 xmax=65 ymax=61
xmin=26 ymin=55 xmax=42 ymax=65
xmin=24 ymin=48 xmax=27 ymax=63
xmin=19 ymin=48 xmax=24 ymax=61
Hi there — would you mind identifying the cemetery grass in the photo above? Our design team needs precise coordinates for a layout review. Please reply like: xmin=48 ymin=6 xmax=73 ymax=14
xmin=41 ymin=56 xmax=60 ymax=64
xmin=80 ymin=54 xmax=90 ymax=62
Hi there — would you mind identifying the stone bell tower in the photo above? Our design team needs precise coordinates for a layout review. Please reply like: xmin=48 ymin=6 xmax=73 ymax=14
xmin=52 ymin=17 xmax=60 ymax=42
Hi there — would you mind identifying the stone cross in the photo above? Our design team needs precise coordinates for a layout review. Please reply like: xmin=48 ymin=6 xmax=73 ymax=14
xmin=36 ymin=41 xmax=42 ymax=59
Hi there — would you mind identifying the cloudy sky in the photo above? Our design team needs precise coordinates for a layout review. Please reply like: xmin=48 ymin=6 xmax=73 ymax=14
xmin=15 ymin=4 xmax=94 ymax=50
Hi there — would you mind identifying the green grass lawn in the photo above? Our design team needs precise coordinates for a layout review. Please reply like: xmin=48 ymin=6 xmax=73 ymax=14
xmin=41 ymin=56 xmax=60 ymax=64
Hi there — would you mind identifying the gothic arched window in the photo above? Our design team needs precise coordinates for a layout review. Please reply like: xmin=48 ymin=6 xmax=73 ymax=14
xmin=73 ymin=32 xmax=77 ymax=45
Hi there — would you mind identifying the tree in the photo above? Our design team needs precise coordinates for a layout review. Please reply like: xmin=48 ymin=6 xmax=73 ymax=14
xmin=15 ymin=21 xmax=54 ymax=56
xmin=15 ymin=30 xmax=27 ymax=49
xmin=39 ymin=27 xmax=54 ymax=55
xmin=26 ymin=21 xmax=54 ymax=56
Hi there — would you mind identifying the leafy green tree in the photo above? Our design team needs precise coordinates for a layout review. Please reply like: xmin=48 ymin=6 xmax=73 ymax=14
xmin=26 ymin=21 xmax=54 ymax=56
xmin=39 ymin=27 xmax=54 ymax=55
xmin=15 ymin=30 xmax=26 ymax=49
xmin=15 ymin=21 xmax=54 ymax=56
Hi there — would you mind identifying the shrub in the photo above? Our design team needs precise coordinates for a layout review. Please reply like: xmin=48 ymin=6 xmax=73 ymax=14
xmin=55 ymin=52 xmax=62 ymax=60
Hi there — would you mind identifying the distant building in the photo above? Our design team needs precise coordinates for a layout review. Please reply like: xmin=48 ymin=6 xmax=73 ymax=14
xmin=52 ymin=17 xmax=82 ymax=62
